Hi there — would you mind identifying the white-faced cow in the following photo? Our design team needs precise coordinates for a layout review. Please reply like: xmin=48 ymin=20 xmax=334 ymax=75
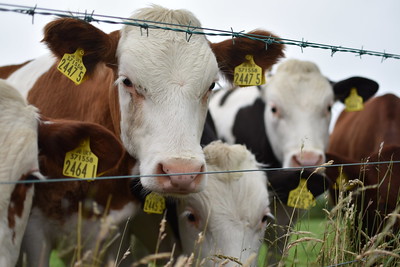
xmin=3 ymin=5 xmax=284 ymax=196
xmin=1 ymin=5 xmax=285 ymax=266
xmin=177 ymin=141 xmax=272 ymax=266
xmin=326 ymin=92 xmax=400 ymax=251
xmin=209 ymin=58 xmax=377 ymax=263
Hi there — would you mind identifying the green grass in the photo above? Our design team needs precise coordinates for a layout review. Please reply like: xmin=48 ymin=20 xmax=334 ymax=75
xmin=50 ymin=251 xmax=66 ymax=267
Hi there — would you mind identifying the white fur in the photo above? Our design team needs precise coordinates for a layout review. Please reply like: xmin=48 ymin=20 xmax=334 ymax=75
xmin=177 ymin=141 xmax=270 ymax=266
xmin=116 ymin=5 xmax=219 ymax=192
xmin=6 ymin=54 xmax=55 ymax=99
xmin=210 ymin=59 xmax=333 ymax=168
xmin=0 ymin=79 xmax=40 ymax=267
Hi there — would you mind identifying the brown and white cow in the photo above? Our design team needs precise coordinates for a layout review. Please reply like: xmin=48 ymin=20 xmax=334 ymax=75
xmin=0 ymin=79 xmax=42 ymax=267
xmin=3 ymin=5 xmax=284 ymax=196
xmin=0 ymin=79 xmax=126 ymax=266
xmin=326 ymin=92 xmax=400 ymax=249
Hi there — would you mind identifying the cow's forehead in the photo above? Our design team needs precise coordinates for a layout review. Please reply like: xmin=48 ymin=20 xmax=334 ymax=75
xmin=116 ymin=6 xmax=218 ymax=94
xmin=117 ymin=35 xmax=218 ymax=91
xmin=265 ymin=71 xmax=333 ymax=106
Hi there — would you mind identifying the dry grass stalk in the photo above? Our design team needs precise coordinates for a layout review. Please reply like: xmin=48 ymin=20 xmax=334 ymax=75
xmin=129 ymin=252 xmax=171 ymax=267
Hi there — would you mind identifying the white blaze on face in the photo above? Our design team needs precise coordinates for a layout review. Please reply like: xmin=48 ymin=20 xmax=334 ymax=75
xmin=116 ymin=6 xmax=219 ymax=194
xmin=0 ymin=80 xmax=40 ymax=267
xmin=263 ymin=59 xmax=333 ymax=168
xmin=177 ymin=141 xmax=270 ymax=266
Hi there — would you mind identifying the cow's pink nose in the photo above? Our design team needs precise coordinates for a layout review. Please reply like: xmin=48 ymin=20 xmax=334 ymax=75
xmin=158 ymin=159 xmax=205 ymax=193
xmin=290 ymin=151 xmax=325 ymax=167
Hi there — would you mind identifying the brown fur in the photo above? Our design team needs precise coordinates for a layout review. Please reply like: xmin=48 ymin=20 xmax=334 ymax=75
xmin=7 ymin=174 xmax=34 ymax=238
xmin=34 ymin=119 xmax=136 ymax=221
xmin=211 ymin=30 xmax=285 ymax=82
xmin=42 ymin=19 xmax=119 ymax=75
xmin=328 ymin=94 xmax=400 ymax=159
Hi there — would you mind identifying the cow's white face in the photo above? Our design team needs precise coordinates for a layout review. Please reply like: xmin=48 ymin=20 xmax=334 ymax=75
xmin=263 ymin=59 xmax=333 ymax=168
xmin=116 ymin=6 xmax=218 ymax=194
xmin=177 ymin=142 xmax=270 ymax=266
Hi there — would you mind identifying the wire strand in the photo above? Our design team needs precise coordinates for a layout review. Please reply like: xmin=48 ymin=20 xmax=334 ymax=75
xmin=1 ymin=159 xmax=399 ymax=185
xmin=0 ymin=3 xmax=399 ymax=60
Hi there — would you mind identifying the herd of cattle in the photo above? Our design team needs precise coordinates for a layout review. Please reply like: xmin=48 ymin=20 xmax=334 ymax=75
xmin=0 ymin=4 xmax=398 ymax=267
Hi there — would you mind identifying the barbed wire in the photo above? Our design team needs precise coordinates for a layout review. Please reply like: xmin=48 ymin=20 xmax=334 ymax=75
xmin=0 ymin=3 xmax=399 ymax=60
xmin=1 ymin=159 xmax=399 ymax=185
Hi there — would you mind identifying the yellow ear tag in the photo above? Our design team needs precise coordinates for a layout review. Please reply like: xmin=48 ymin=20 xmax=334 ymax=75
xmin=234 ymin=55 xmax=265 ymax=87
xmin=345 ymin=88 xmax=364 ymax=111
xmin=57 ymin=48 xmax=87 ymax=85
xmin=63 ymin=138 xmax=99 ymax=180
xmin=333 ymin=167 xmax=355 ymax=191
xmin=287 ymin=178 xmax=316 ymax=210
xmin=333 ymin=166 xmax=348 ymax=190
xmin=143 ymin=192 xmax=166 ymax=214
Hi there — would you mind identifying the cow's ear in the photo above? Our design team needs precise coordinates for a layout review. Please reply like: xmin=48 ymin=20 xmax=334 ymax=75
xmin=210 ymin=30 xmax=285 ymax=83
xmin=38 ymin=119 xmax=125 ymax=177
xmin=42 ymin=18 xmax=120 ymax=75
xmin=332 ymin=77 xmax=379 ymax=103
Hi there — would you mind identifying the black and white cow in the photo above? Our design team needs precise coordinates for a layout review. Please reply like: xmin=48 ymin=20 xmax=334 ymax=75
xmin=209 ymin=58 xmax=377 ymax=263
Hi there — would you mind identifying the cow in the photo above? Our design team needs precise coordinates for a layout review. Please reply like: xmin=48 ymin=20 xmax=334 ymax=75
xmin=0 ymin=79 xmax=127 ymax=266
xmin=208 ymin=58 xmax=378 ymax=264
xmin=1 ymin=5 xmax=285 ymax=266
xmin=326 ymin=92 xmax=400 ymax=252
xmin=3 ymin=5 xmax=285 ymax=196
xmin=176 ymin=141 xmax=272 ymax=266
xmin=0 ymin=79 xmax=43 ymax=267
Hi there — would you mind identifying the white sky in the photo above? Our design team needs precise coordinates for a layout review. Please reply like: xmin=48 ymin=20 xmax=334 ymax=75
xmin=1 ymin=0 xmax=399 ymax=98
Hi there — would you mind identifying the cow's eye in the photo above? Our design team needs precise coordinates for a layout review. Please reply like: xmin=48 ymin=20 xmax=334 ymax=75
xmin=122 ymin=78 xmax=133 ymax=87
xmin=187 ymin=212 xmax=196 ymax=222
xmin=271 ymin=106 xmax=277 ymax=113
xmin=209 ymin=82 xmax=216 ymax=91
xmin=262 ymin=215 xmax=269 ymax=223
xmin=327 ymin=104 xmax=332 ymax=113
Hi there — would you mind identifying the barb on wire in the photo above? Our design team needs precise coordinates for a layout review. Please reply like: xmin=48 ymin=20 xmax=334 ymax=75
xmin=83 ymin=9 xmax=95 ymax=23
xmin=140 ymin=23 xmax=149 ymax=36
xmin=24 ymin=4 xmax=36 ymax=24
xmin=0 ymin=3 xmax=399 ymax=60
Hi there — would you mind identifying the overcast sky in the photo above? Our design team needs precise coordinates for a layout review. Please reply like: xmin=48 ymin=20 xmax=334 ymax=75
xmin=1 ymin=0 xmax=399 ymax=98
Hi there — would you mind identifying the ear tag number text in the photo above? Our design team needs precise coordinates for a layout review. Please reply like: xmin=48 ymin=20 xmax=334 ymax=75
xmin=234 ymin=54 xmax=265 ymax=87
xmin=287 ymin=178 xmax=316 ymax=210
xmin=63 ymin=138 xmax=98 ymax=180
xmin=143 ymin=192 xmax=166 ymax=214
xmin=57 ymin=48 xmax=87 ymax=85
xmin=345 ymin=88 xmax=364 ymax=112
